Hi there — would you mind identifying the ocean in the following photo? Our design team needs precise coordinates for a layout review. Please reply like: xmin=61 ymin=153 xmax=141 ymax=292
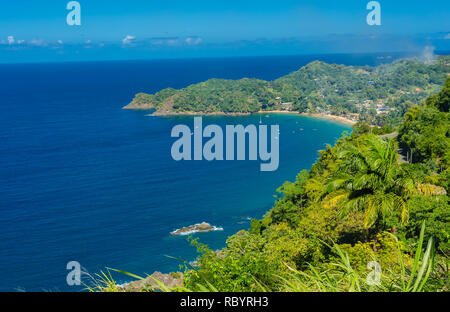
xmin=0 ymin=53 xmax=409 ymax=291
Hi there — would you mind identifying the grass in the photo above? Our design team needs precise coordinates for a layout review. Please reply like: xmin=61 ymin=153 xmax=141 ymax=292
xmin=86 ymin=223 xmax=441 ymax=292
xmin=277 ymin=222 xmax=437 ymax=292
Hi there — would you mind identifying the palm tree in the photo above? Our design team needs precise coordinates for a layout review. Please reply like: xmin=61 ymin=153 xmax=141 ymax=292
xmin=323 ymin=134 xmax=414 ymax=228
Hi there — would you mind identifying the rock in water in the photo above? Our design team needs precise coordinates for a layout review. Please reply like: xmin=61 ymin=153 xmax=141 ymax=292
xmin=170 ymin=222 xmax=222 ymax=235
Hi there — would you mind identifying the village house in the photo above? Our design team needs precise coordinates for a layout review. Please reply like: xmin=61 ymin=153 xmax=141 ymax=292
xmin=281 ymin=102 xmax=293 ymax=111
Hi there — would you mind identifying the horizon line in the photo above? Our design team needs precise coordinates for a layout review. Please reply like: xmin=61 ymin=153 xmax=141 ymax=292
xmin=1 ymin=49 xmax=449 ymax=66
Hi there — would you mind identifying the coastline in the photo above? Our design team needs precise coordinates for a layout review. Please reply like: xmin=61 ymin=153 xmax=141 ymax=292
xmin=147 ymin=111 xmax=251 ymax=117
xmin=148 ymin=110 xmax=302 ymax=117
xmin=256 ymin=110 xmax=301 ymax=115
xmin=142 ymin=109 xmax=355 ymax=126
xmin=300 ymin=113 xmax=356 ymax=126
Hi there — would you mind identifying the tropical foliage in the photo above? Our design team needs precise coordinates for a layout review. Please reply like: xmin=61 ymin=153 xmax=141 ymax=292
xmin=179 ymin=78 xmax=449 ymax=292
xmin=97 ymin=69 xmax=449 ymax=293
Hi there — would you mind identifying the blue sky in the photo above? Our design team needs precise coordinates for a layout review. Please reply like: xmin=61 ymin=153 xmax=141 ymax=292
xmin=0 ymin=0 xmax=449 ymax=62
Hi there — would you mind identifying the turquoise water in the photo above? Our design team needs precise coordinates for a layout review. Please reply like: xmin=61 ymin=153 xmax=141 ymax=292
xmin=1 ymin=54 xmax=400 ymax=291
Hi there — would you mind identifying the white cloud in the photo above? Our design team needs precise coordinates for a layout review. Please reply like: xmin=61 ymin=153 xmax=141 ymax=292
xmin=57 ymin=40 xmax=64 ymax=45
xmin=185 ymin=37 xmax=203 ymax=45
xmin=29 ymin=39 xmax=45 ymax=46
xmin=151 ymin=39 xmax=164 ymax=45
xmin=445 ymin=33 xmax=450 ymax=40
xmin=167 ymin=39 xmax=180 ymax=46
xmin=5 ymin=36 xmax=25 ymax=45
xmin=122 ymin=35 xmax=136 ymax=45
xmin=83 ymin=40 xmax=93 ymax=49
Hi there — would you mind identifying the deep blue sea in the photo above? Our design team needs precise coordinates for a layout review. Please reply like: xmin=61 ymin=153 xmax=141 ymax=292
xmin=0 ymin=53 xmax=412 ymax=291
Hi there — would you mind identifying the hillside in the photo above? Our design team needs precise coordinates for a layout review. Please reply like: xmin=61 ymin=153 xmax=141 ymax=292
xmin=179 ymin=78 xmax=450 ymax=292
xmin=124 ymin=55 xmax=450 ymax=126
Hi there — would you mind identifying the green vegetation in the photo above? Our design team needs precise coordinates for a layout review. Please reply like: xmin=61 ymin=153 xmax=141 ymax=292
xmin=399 ymin=77 xmax=450 ymax=170
xmin=180 ymin=78 xmax=449 ymax=292
xmin=127 ymin=56 xmax=450 ymax=128
xmin=102 ymin=69 xmax=450 ymax=293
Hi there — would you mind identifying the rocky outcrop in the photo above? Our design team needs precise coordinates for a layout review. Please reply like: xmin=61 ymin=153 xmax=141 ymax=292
xmin=123 ymin=102 xmax=155 ymax=109
xmin=171 ymin=222 xmax=223 ymax=235
xmin=122 ymin=271 xmax=183 ymax=292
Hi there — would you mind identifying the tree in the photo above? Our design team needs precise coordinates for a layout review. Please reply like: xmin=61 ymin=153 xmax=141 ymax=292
xmin=426 ymin=77 xmax=450 ymax=112
xmin=323 ymin=135 xmax=414 ymax=228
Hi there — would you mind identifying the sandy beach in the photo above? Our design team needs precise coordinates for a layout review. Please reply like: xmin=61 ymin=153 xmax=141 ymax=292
xmin=147 ymin=111 xmax=251 ymax=116
xmin=145 ymin=110 xmax=356 ymax=126
xmin=256 ymin=110 xmax=301 ymax=115
xmin=300 ymin=113 xmax=356 ymax=126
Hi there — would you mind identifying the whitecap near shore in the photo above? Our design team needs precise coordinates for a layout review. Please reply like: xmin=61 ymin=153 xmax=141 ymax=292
xmin=170 ymin=222 xmax=223 ymax=236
